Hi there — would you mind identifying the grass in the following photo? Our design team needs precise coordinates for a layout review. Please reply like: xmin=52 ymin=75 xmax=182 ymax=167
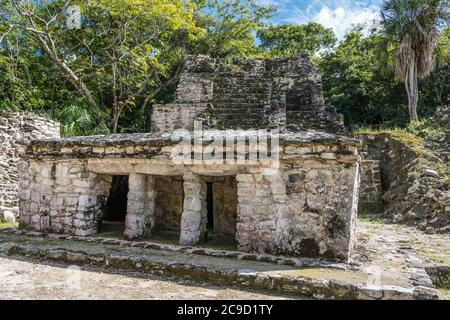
xmin=412 ymin=241 xmax=450 ymax=266
xmin=357 ymin=215 xmax=389 ymax=224
xmin=353 ymin=127 xmax=429 ymax=157
xmin=0 ymin=222 xmax=18 ymax=229
xmin=437 ymin=289 xmax=450 ymax=301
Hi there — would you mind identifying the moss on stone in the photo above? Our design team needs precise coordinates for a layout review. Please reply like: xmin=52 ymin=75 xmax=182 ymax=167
xmin=353 ymin=128 xmax=429 ymax=157
xmin=437 ymin=289 xmax=450 ymax=300
xmin=0 ymin=222 xmax=18 ymax=229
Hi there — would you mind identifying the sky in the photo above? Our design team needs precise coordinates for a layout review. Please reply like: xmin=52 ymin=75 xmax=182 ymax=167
xmin=260 ymin=0 xmax=385 ymax=39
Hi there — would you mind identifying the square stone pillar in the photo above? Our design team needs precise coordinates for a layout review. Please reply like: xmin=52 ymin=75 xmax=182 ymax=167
xmin=124 ymin=174 xmax=156 ymax=239
xmin=179 ymin=172 xmax=207 ymax=246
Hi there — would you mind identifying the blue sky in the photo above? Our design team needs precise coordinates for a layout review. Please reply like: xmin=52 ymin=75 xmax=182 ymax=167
xmin=261 ymin=0 xmax=385 ymax=39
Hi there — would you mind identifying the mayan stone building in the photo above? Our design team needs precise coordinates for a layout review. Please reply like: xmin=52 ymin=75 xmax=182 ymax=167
xmin=0 ymin=112 xmax=60 ymax=223
xmin=17 ymin=54 xmax=362 ymax=261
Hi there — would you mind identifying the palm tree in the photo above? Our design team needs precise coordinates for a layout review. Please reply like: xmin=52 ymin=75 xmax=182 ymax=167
xmin=380 ymin=0 xmax=449 ymax=122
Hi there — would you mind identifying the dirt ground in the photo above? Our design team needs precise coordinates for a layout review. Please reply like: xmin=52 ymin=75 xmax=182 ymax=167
xmin=357 ymin=218 xmax=449 ymax=268
xmin=357 ymin=218 xmax=450 ymax=300
xmin=0 ymin=255 xmax=294 ymax=300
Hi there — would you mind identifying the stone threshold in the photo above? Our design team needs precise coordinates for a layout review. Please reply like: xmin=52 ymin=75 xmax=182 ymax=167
xmin=0 ymin=228 xmax=358 ymax=271
xmin=0 ymin=229 xmax=438 ymax=300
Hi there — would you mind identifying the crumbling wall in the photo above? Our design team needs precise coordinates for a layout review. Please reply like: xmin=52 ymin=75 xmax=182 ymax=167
xmin=359 ymin=160 xmax=384 ymax=215
xmin=358 ymin=133 xmax=449 ymax=233
xmin=236 ymin=158 xmax=359 ymax=261
xmin=0 ymin=112 xmax=59 ymax=223
xmin=152 ymin=54 xmax=345 ymax=133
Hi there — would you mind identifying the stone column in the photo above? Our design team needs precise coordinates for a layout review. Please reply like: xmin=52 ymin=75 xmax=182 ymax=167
xmin=124 ymin=174 xmax=156 ymax=239
xmin=179 ymin=172 xmax=207 ymax=246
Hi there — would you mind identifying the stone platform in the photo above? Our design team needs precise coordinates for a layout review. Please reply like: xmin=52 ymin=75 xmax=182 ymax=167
xmin=0 ymin=224 xmax=438 ymax=300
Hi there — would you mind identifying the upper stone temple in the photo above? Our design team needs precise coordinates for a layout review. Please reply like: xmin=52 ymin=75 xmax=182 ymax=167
xmin=151 ymin=54 xmax=345 ymax=134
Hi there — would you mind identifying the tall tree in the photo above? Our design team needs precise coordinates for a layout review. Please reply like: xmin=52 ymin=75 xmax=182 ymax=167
xmin=380 ymin=0 xmax=449 ymax=122
xmin=258 ymin=22 xmax=337 ymax=56
xmin=4 ymin=0 xmax=202 ymax=132
xmin=191 ymin=0 xmax=275 ymax=58
xmin=319 ymin=27 xmax=408 ymax=127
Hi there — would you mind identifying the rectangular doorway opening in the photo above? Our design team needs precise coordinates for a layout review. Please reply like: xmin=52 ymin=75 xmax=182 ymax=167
xmin=98 ymin=175 xmax=129 ymax=237
xmin=203 ymin=176 xmax=238 ymax=250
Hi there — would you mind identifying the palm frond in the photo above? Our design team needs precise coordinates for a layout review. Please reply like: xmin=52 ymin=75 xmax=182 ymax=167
xmin=381 ymin=0 xmax=448 ymax=78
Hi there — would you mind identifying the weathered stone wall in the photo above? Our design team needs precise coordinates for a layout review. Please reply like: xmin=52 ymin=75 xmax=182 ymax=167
xmin=0 ymin=112 xmax=59 ymax=223
xmin=359 ymin=160 xmax=384 ymax=215
xmin=154 ymin=176 xmax=184 ymax=232
xmin=17 ymin=159 xmax=102 ymax=236
xmin=151 ymin=54 xmax=345 ymax=133
xmin=211 ymin=176 xmax=237 ymax=236
xmin=236 ymin=160 xmax=360 ymax=261
xmin=358 ymin=134 xmax=449 ymax=233
xmin=151 ymin=104 xmax=208 ymax=133
xmin=17 ymin=132 xmax=361 ymax=260
xmin=95 ymin=174 xmax=113 ymax=228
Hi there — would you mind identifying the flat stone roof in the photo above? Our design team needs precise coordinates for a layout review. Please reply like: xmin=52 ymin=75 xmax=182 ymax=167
xmin=26 ymin=130 xmax=362 ymax=148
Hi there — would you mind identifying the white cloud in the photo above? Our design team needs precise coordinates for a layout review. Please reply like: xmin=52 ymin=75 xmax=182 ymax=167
xmin=313 ymin=5 xmax=379 ymax=39
xmin=280 ymin=1 xmax=381 ymax=40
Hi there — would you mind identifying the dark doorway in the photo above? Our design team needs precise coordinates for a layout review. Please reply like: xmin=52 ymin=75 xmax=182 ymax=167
xmin=103 ymin=175 xmax=129 ymax=222
xmin=206 ymin=182 xmax=214 ymax=232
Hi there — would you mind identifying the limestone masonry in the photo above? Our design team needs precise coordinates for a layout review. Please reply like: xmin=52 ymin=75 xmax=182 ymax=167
xmin=15 ymin=55 xmax=362 ymax=261
xmin=0 ymin=112 xmax=59 ymax=223
xmin=152 ymin=54 xmax=345 ymax=133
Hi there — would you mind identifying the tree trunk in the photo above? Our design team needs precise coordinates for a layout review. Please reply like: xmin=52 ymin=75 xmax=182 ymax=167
xmin=435 ymin=86 xmax=443 ymax=107
xmin=112 ymin=109 xmax=120 ymax=134
xmin=36 ymin=36 xmax=97 ymax=107
xmin=405 ymin=60 xmax=419 ymax=122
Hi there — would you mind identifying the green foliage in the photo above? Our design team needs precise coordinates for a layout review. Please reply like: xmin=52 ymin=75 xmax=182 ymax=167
xmin=318 ymin=28 xmax=410 ymax=127
xmin=318 ymin=25 xmax=449 ymax=128
xmin=406 ymin=119 xmax=446 ymax=142
xmin=46 ymin=104 xmax=110 ymax=137
xmin=0 ymin=1 xmax=448 ymax=136
xmin=0 ymin=222 xmax=18 ymax=229
xmin=190 ymin=0 xmax=275 ymax=58
xmin=258 ymin=22 xmax=337 ymax=56
xmin=420 ymin=26 xmax=450 ymax=109
xmin=379 ymin=0 xmax=449 ymax=121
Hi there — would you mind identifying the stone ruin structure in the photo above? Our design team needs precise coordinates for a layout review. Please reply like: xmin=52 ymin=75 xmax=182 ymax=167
xmin=16 ymin=54 xmax=362 ymax=261
xmin=0 ymin=112 xmax=60 ymax=223
xmin=152 ymin=54 xmax=345 ymax=133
